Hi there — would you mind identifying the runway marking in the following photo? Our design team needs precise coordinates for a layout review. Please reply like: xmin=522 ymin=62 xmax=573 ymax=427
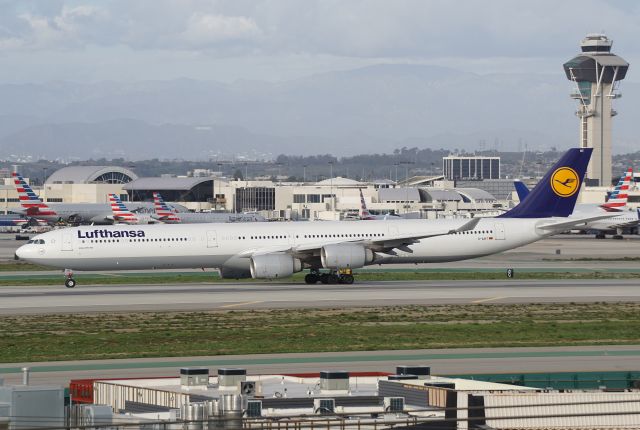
xmin=472 ymin=296 xmax=508 ymax=304
xmin=219 ymin=300 xmax=263 ymax=308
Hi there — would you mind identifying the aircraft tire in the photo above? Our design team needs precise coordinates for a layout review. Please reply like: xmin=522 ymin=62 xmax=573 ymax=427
xmin=613 ymin=235 xmax=624 ymax=240
xmin=305 ymin=274 xmax=318 ymax=284
xmin=65 ymin=278 xmax=76 ymax=288
xmin=328 ymin=274 xmax=340 ymax=284
xmin=341 ymin=274 xmax=354 ymax=284
xmin=320 ymin=274 xmax=330 ymax=284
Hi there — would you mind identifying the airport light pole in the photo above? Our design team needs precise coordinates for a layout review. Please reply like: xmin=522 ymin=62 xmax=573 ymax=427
xmin=329 ymin=161 xmax=334 ymax=212
xmin=303 ymin=164 xmax=307 ymax=183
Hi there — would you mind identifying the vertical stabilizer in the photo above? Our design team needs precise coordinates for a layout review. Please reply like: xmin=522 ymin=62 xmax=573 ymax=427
xmin=153 ymin=192 xmax=181 ymax=223
xmin=499 ymin=148 xmax=592 ymax=218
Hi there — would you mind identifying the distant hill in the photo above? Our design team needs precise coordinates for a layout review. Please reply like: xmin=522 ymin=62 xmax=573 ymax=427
xmin=0 ymin=64 xmax=638 ymax=160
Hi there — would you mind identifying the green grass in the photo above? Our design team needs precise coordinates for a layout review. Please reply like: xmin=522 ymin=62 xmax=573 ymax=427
xmin=1 ymin=303 xmax=640 ymax=362
xmin=542 ymin=256 xmax=640 ymax=262
xmin=0 ymin=262 xmax=50 ymax=271
xmin=0 ymin=270 xmax=640 ymax=286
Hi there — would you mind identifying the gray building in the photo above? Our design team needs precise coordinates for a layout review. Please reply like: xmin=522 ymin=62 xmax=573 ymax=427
xmin=443 ymin=156 xmax=500 ymax=180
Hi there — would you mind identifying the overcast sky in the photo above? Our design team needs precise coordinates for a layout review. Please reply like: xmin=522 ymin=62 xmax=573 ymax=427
xmin=0 ymin=0 xmax=638 ymax=83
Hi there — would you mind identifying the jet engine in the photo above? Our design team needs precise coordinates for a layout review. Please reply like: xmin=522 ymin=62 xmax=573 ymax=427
xmin=321 ymin=244 xmax=374 ymax=269
xmin=250 ymin=254 xmax=302 ymax=279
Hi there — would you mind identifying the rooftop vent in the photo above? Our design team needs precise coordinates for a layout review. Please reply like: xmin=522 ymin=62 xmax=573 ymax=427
xmin=218 ymin=368 xmax=246 ymax=390
xmin=180 ymin=368 xmax=209 ymax=388
xmin=387 ymin=374 xmax=419 ymax=381
xmin=396 ymin=366 xmax=430 ymax=379
xmin=320 ymin=371 xmax=349 ymax=392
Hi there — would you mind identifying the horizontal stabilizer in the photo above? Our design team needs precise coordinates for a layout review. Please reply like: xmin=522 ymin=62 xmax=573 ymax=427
xmin=538 ymin=214 xmax=619 ymax=231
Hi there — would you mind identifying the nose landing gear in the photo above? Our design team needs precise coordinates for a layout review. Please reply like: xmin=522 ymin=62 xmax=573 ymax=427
xmin=64 ymin=269 xmax=76 ymax=288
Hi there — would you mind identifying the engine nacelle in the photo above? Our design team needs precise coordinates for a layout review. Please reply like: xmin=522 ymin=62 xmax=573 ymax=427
xmin=250 ymin=254 xmax=302 ymax=279
xmin=321 ymin=244 xmax=374 ymax=269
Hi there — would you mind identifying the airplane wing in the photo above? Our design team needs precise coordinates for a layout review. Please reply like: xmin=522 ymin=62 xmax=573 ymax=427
xmin=238 ymin=217 xmax=481 ymax=259
xmin=537 ymin=214 xmax=620 ymax=232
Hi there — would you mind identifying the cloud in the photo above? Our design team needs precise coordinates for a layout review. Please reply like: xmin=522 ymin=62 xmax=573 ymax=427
xmin=181 ymin=12 xmax=261 ymax=46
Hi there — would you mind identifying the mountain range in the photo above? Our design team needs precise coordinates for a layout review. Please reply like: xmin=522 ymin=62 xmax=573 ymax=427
xmin=0 ymin=64 xmax=637 ymax=160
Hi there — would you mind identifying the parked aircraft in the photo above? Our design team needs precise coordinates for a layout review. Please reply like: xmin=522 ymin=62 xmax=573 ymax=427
xmin=16 ymin=148 xmax=615 ymax=288
xmin=152 ymin=192 xmax=266 ymax=223
xmin=11 ymin=172 xmax=169 ymax=225
xmin=108 ymin=194 xmax=158 ymax=225
xmin=515 ymin=168 xmax=638 ymax=239
xmin=357 ymin=189 xmax=401 ymax=220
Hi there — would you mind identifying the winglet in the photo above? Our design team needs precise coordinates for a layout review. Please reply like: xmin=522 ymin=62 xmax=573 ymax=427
xmin=449 ymin=217 xmax=481 ymax=234
xmin=499 ymin=148 xmax=592 ymax=218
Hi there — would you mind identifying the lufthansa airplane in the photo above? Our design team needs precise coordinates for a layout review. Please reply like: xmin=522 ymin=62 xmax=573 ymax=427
xmin=16 ymin=148 xmax=613 ymax=288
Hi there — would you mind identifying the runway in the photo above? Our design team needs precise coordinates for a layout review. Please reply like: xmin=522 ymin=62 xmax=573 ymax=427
xmin=2 ymin=346 xmax=639 ymax=386
xmin=2 ymin=278 xmax=640 ymax=314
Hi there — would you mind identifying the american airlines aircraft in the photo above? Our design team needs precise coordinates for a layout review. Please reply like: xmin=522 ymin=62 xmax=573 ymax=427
xmin=11 ymin=172 xmax=166 ymax=225
xmin=152 ymin=192 xmax=266 ymax=223
xmin=108 ymin=194 xmax=158 ymax=224
xmin=16 ymin=148 xmax=613 ymax=288
xmin=357 ymin=189 xmax=401 ymax=220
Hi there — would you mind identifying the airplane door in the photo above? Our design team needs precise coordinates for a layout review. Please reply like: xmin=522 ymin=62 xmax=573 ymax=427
xmin=62 ymin=232 xmax=73 ymax=251
xmin=494 ymin=223 xmax=505 ymax=240
xmin=206 ymin=230 xmax=218 ymax=248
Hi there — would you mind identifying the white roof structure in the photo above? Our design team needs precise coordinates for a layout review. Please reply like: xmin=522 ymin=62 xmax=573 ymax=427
xmin=314 ymin=177 xmax=363 ymax=187
xmin=378 ymin=188 xmax=421 ymax=202
xmin=421 ymin=189 xmax=462 ymax=202
xmin=124 ymin=177 xmax=213 ymax=191
xmin=46 ymin=166 xmax=138 ymax=184
xmin=455 ymin=188 xmax=497 ymax=202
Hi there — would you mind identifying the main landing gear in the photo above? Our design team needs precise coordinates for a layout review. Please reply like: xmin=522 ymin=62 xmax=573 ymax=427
xmin=305 ymin=269 xmax=354 ymax=285
xmin=64 ymin=269 xmax=76 ymax=288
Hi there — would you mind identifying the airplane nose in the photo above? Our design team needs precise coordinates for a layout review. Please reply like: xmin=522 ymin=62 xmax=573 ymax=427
xmin=15 ymin=245 xmax=29 ymax=261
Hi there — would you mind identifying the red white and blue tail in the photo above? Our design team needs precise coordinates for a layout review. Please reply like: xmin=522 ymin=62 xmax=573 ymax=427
xmin=108 ymin=193 xmax=139 ymax=224
xmin=359 ymin=189 xmax=374 ymax=220
xmin=12 ymin=172 xmax=57 ymax=217
xmin=153 ymin=192 xmax=181 ymax=223
xmin=601 ymin=168 xmax=632 ymax=211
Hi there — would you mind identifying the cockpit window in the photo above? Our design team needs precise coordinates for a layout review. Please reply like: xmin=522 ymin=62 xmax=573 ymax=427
xmin=27 ymin=240 xmax=34 ymax=244
xmin=38 ymin=239 xmax=45 ymax=244
xmin=28 ymin=239 xmax=45 ymax=244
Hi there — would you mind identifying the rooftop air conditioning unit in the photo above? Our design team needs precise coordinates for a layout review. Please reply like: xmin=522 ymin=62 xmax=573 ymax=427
xmin=313 ymin=398 xmax=335 ymax=415
xmin=384 ymin=397 xmax=405 ymax=412
xmin=246 ymin=400 xmax=262 ymax=418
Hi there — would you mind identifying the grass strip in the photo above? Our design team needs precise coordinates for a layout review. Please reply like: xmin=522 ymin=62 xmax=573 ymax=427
xmin=1 ymin=303 xmax=639 ymax=363
xmin=1 ymin=270 xmax=640 ymax=286
xmin=0 ymin=262 xmax=49 ymax=271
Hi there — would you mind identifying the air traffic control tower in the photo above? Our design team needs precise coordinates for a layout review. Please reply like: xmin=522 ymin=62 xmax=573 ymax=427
xmin=563 ymin=34 xmax=629 ymax=186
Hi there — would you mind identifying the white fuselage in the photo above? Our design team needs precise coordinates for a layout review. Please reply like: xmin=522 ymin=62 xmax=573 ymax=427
xmin=16 ymin=218 xmax=554 ymax=273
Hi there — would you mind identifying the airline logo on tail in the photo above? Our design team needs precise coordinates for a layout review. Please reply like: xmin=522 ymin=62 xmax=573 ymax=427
xmin=358 ymin=189 xmax=374 ymax=220
xmin=550 ymin=167 xmax=579 ymax=197
xmin=12 ymin=172 xmax=57 ymax=217
xmin=500 ymin=148 xmax=592 ymax=218
xmin=602 ymin=168 xmax=632 ymax=211
xmin=108 ymin=194 xmax=139 ymax=224
xmin=153 ymin=192 xmax=181 ymax=223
